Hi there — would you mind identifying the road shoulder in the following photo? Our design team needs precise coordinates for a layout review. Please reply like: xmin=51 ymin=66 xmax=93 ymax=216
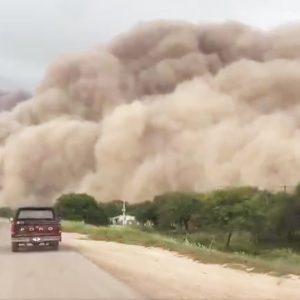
xmin=64 ymin=232 xmax=300 ymax=300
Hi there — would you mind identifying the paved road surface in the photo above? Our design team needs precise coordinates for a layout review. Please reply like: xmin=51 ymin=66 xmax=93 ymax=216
xmin=0 ymin=219 xmax=141 ymax=300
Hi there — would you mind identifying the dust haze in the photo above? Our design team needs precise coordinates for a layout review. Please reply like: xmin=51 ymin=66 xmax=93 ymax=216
xmin=0 ymin=90 xmax=31 ymax=112
xmin=1 ymin=20 xmax=300 ymax=207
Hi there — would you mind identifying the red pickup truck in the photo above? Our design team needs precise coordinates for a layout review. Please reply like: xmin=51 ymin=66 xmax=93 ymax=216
xmin=11 ymin=207 xmax=62 ymax=252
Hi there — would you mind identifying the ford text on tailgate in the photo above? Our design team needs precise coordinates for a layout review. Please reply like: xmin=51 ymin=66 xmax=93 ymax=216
xmin=11 ymin=207 xmax=61 ymax=252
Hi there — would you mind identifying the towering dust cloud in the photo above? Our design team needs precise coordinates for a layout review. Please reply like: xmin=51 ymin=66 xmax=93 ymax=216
xmin=0 ymin=89 xmax=31 ymax=112
xmin=1 ymin=21 xmax=300 ymax=207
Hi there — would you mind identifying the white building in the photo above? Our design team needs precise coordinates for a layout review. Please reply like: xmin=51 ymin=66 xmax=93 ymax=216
xmin=110 ymin=214 xmax=138 ymax=226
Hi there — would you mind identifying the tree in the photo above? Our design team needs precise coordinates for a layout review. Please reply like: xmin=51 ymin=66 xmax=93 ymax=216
xmin=267 ymin=191 xmax=300 ymax=242
xmin=55 ymin=193 xmax=98 ymax=220
xmin=84 ymin=206 xmax=108 ymax=226
xmin=55 ymin=193 xmax=108 ymax=226
xmin=153 ymin=192 xmax=204 ymax=231
xmin=243 ymin=192 xmax=268 ymax=243
xmin=206 ymin=187 xmax=259 ymax=248
xmin=130 ymin=201 xmax=158 ymax=225
xmin=130 ymin=193 xmax=204 ymax=230
xmin=102 ymin=200 xmax=124 ymax=218
xmin=0 ymin=207 xmax=14 ymax=218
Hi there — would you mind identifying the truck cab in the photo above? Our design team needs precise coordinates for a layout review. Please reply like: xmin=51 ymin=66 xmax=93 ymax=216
xmin=11 ymin=207 xmax=61 ymax=252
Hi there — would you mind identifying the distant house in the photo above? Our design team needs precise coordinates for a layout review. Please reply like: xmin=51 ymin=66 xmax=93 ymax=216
xmin=110 ymin=214 xmax=138 ymax=226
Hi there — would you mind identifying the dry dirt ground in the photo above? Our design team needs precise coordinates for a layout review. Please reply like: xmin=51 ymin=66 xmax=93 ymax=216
xmin=65 ymin=233 xmax=300 ymax=300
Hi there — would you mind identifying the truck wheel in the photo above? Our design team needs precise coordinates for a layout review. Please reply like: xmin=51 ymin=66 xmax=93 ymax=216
xmin=52 ymin=241 xmax=59 ymax=251
xmin=11 ymin=242 xmax=19 ymax=252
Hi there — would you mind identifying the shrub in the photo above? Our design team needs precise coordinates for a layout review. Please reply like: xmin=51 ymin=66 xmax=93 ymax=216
xmin=55 ymin=193 xmax=108 ymax=226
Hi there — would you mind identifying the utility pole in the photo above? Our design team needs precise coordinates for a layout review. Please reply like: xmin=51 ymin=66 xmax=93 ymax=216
xmin=122 ymin=200 xmax=126 ymax=226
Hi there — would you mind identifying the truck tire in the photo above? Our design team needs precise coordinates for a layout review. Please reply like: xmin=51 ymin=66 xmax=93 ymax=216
xmin=11 ymin=242 xmax=19 ymax=252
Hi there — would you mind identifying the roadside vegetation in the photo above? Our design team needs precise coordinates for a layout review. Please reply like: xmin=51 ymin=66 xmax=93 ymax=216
xmin=63 ymin=221 xmax=300 ymax=276
xmin=0 ymin=207 xmax=14 ymax=218
xmin=55 ymin=193 xmax=109 ymax=225
xmin=59 ymin=186 xmax=300 ymax=276
xmin=1 ymin=185 xmax=299 ymax=275
xmin=129 ymin=187 xmax=300 ymax=251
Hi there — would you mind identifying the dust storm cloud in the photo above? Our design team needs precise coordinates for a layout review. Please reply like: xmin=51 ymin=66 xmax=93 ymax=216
xmin=0 ymin=89 xmax=31 ymax=112
xmin=1 ymin=20 xmax=300 ymax=207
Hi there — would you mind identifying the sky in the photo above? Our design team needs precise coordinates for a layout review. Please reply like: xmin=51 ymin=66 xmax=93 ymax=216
xmin=0 ymin=0 xmax=300 ymax=91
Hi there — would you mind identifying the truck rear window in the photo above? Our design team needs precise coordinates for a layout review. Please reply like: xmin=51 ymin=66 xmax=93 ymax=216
xmin=17 ymin=209 xmax=54 ymax=220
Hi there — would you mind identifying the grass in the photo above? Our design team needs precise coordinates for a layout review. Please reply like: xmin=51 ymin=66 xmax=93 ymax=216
xmin=165 ymin=229 xmax=300 ymax=254
xmin=63 ymin=221 xmax=300 ymax=276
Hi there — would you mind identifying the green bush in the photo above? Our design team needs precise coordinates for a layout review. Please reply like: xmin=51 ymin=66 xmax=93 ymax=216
xmin=101 ymin=200 xmax=124 ymax=218
xmin=0 ymin=207 xmax=14 ymax=218
xmin=54 ymin=193 xmax=108 ymax=226
xmin=127 ymin=186 xmax=300 ymax=250
xmin=55 ymin=184 xmax=300 ymax=250
xmin=84 ymin=206 xmax=108 ymax=226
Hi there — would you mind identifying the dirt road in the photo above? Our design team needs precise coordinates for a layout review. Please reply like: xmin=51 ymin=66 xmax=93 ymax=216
xmin=2 ymin=218 xmax=300 ymax=300
xmin=0 ymin=219 xmax=141 ymax=300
